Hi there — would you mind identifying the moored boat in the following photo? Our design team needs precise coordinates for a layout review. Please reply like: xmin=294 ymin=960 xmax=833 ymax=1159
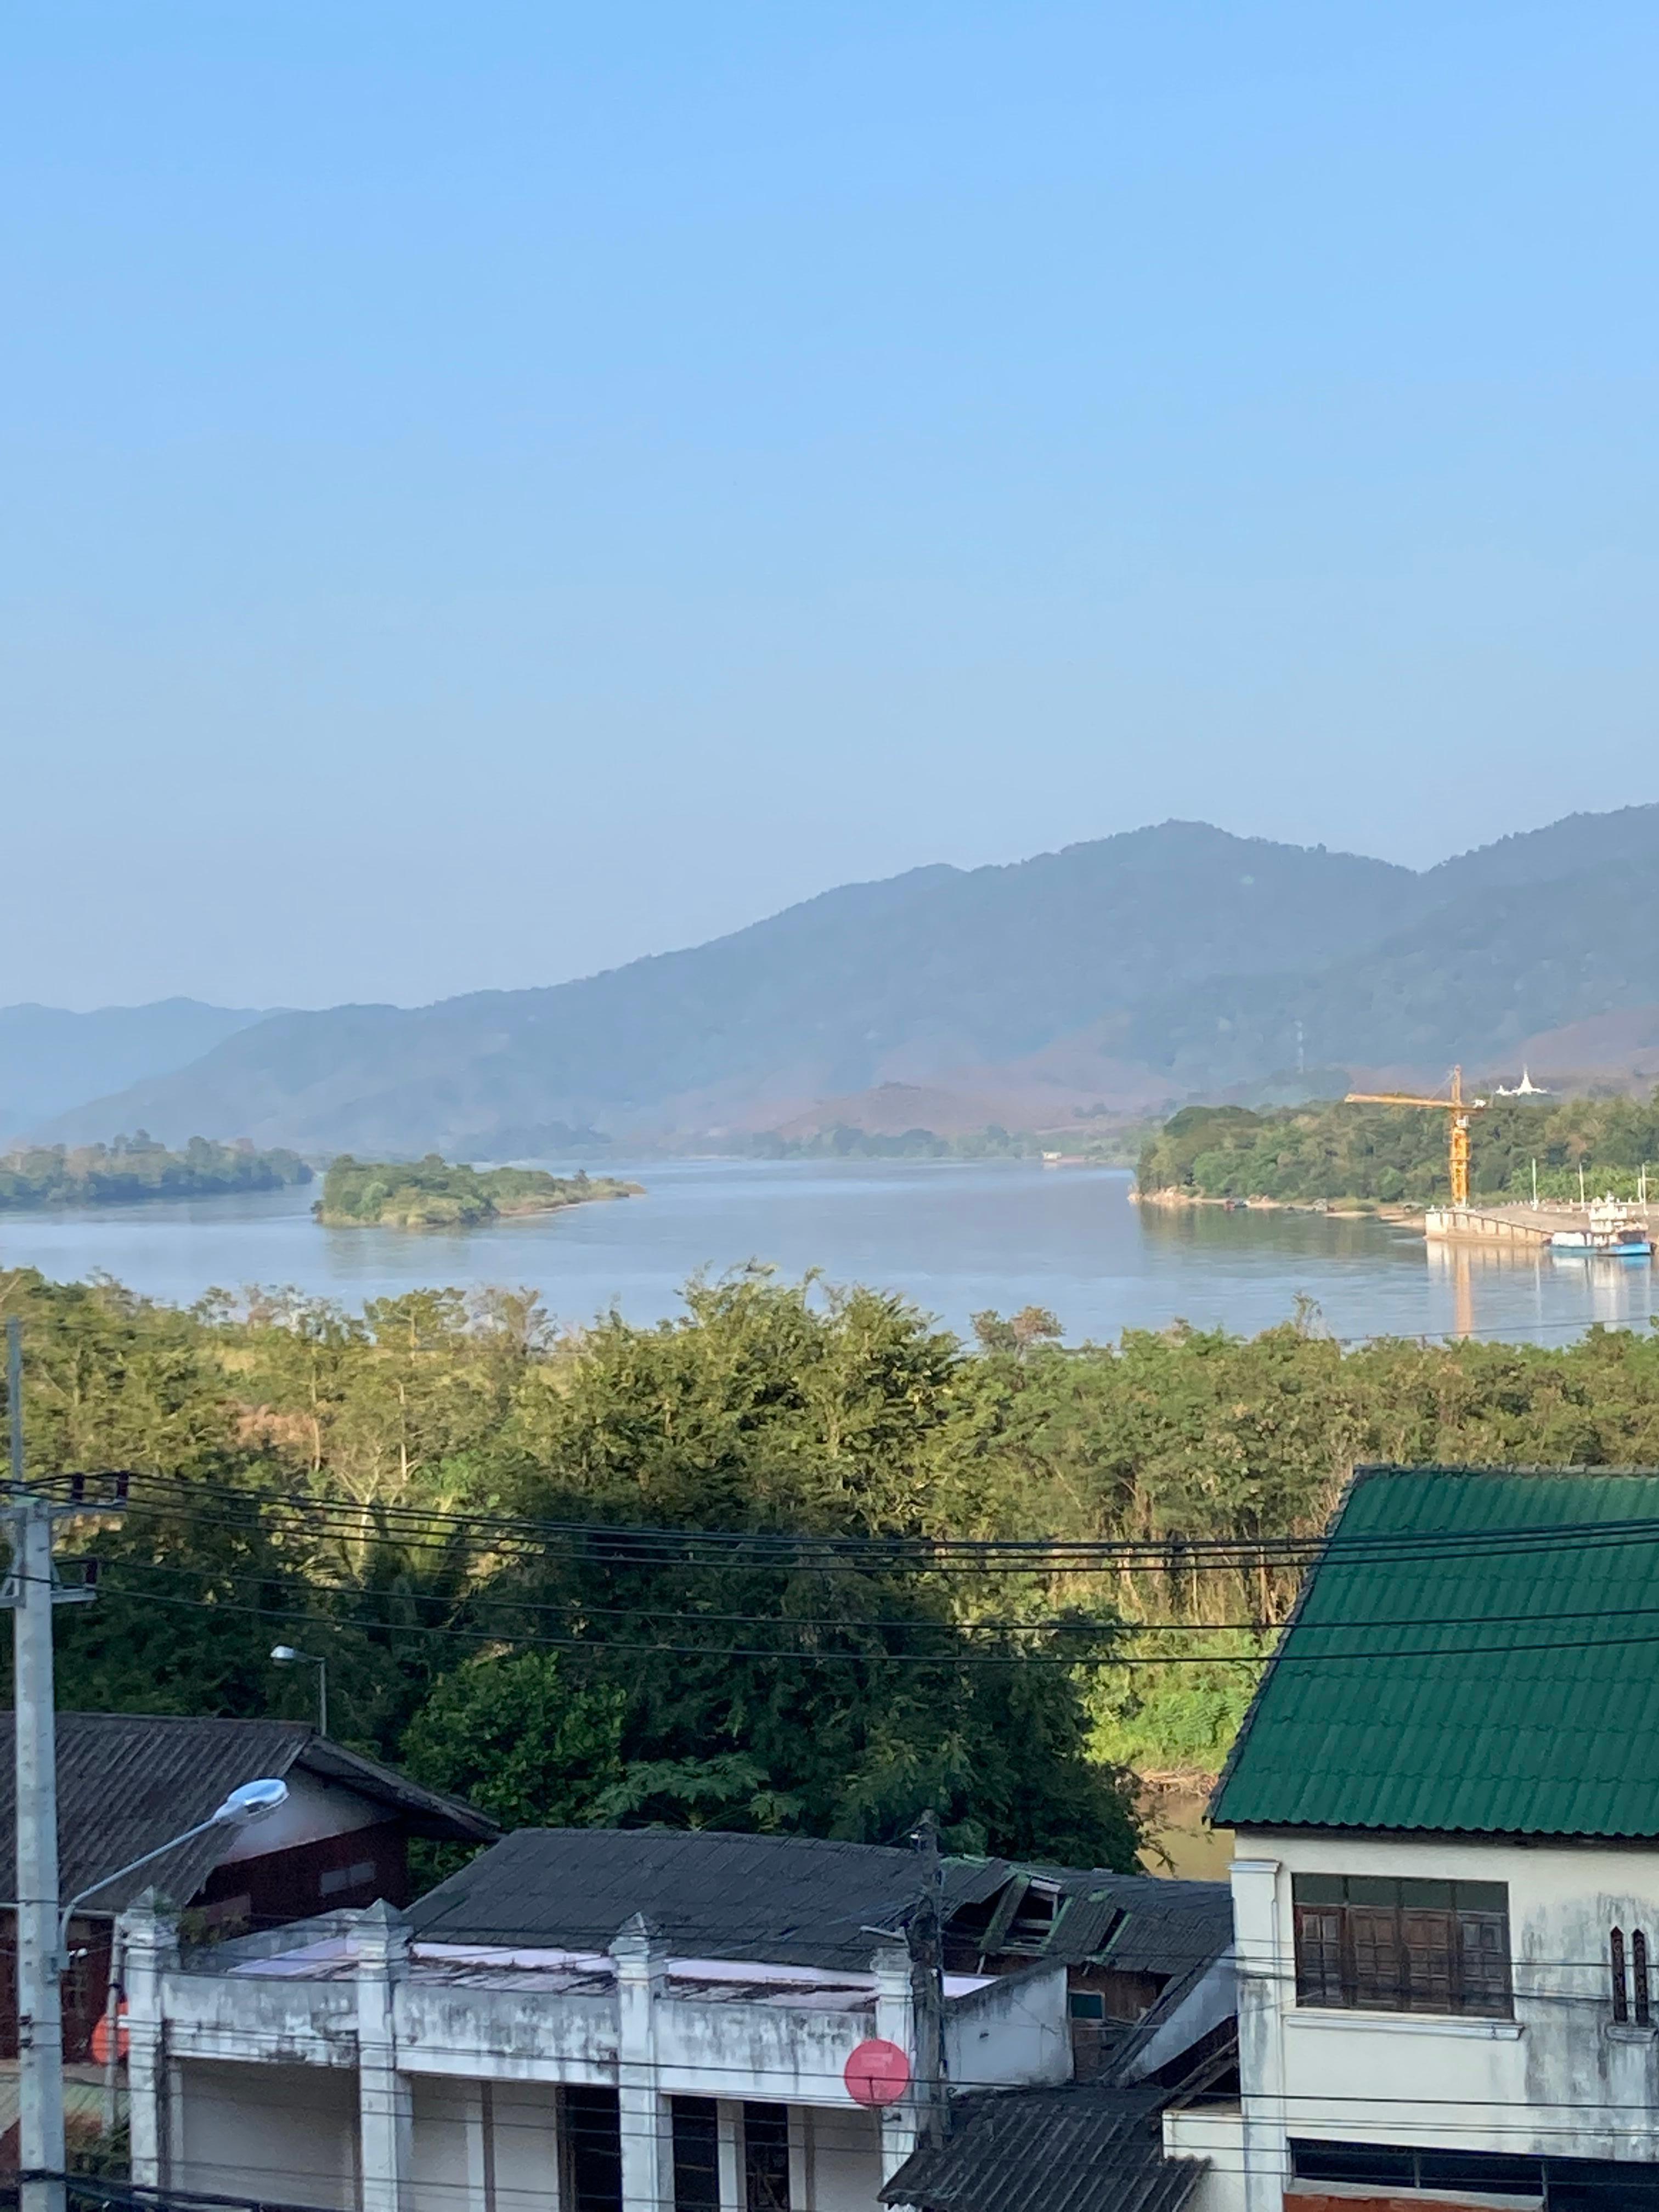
xmin=1550 ymin=1195 xmax=1654 ymax=1259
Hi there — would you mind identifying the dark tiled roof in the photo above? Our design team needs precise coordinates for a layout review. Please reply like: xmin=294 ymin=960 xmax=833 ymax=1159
xmin=882 ymin=2086 xmax=1206 ymax=2212
xmin=0 ymin=1712 xmax=495 ymax=1917
xmin=411 ymin=1828 xmax=1008 ymax=1968
xmin=1212 ymin=1466 xmax=1659 ymax=1838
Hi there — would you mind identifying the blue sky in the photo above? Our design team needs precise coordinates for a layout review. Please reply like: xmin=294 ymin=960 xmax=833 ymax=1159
xmin=5 ymin=2 xmax=1657 ymax=1008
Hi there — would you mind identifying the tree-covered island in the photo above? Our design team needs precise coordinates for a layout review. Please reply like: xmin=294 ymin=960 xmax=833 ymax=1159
xmin=0 ymin=1135 xmax=311 ymax=1210
xmin=317 ymin=1154 xmax=642 ymax=1228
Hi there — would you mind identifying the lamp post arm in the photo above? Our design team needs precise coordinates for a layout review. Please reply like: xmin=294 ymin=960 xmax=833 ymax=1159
xmin=57 ymin=1815 xmax=219 ymax=1962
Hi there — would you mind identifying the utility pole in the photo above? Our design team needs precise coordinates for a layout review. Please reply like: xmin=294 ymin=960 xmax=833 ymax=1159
xmin=5 ymin=1320 xmax=112 ymax=2212
xmin=907 ymin=1810 xmax=949 ymax=2148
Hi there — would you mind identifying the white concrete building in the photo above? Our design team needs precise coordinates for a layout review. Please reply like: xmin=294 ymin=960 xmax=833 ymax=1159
xmin=119 ymin=1827 xmax=1240 ymax=2212
xmin=119 ymin=1831 xmax=1081 ymax=2212
xmin=120 ymin=1901 xmax=1071 ymax=2212
xmin=1162 ymin=1464 xmax=1659 ymax=2212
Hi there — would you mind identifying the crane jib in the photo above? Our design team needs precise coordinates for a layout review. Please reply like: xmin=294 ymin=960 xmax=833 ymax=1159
xmin=1341 ymin=1065 xmax=1485 ymax=1209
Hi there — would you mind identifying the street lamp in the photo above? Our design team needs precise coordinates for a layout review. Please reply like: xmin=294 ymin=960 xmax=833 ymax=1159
xmin=57 ymin=1776 xmax=289 ymax=1964
xmin=270 ymin=1643 xmax=328 ymax=1734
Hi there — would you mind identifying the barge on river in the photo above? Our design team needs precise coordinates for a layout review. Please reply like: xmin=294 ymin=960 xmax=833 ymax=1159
xmin=1424 ymin=1197 xmax=1654 ymax=1259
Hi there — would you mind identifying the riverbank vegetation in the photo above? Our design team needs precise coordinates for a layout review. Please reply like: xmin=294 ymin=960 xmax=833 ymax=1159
xmin=316 ymin=1155 xmax=642 ymax=1228
xmin=0 ymin=1136 xmax=309 ymax=1210
xmin=8 ymin=1266 xmax=1659 ymax=1865
xmin=1138 ymin=1091 xmax=1659 ymax=1207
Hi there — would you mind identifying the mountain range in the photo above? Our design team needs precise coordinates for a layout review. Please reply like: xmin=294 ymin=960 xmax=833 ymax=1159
xmin=14 ymin=804 xmax=1659 ymax=1156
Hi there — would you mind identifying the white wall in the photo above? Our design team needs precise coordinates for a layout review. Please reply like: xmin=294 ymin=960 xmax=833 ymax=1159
xmin=1164 ymin=2108 xmax=1246 ymax=2212
xmin=944 ymin=1963 xmax=1070 ymax=2090
xmin=1233 ymin=1827 xmax=1659 ymax=2186
xmin=800 ymin=2103 xmax=884 ymax=2212
xmin=176 ymin=2059 xmax=359 ymax=2209
xmin=411 ymin=2077 xmax=476 ymax=2212
xmin=219 ymin=1770 xmax=384 ymax=1860
xmin=492 ymin=2081 xmax=563 ymax=2212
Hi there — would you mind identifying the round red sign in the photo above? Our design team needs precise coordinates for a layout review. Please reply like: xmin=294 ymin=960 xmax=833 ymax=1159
xmin=843 ymin=2038 xmax=911 ymax=2108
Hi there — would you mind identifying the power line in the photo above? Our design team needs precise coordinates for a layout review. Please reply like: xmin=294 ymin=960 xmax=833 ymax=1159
xmin=84 ymin=1571 xmax=1659 ymax=1669
xmin=75 ymin=1469 xmax=1659 ymax=1574
xmin=67 ymin=1550 xmax=1659 ymax=1648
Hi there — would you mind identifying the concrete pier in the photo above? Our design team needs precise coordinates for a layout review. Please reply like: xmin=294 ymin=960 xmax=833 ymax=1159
xmin=1424 ymin=1203 xmax=1649 ymax=1245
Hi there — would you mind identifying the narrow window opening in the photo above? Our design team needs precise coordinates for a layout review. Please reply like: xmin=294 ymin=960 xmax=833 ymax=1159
xmin=565 ymin=2086 xmax=623 ymax=2212
xmin=743 ymin=2104 xmax=791 ymax=2212
xmin=1611 ymin=1927 xmax=1629 ymax=2024
xmin=673 ymin=2098 xmax=720 ymax=2212
xmin=1636 ymin=1931 xmax=1651 ymax=2028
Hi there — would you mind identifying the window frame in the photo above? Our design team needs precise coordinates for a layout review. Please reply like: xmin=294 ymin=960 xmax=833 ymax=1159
xmin=1291 ymin=1874 xmax=1513 ymax=2021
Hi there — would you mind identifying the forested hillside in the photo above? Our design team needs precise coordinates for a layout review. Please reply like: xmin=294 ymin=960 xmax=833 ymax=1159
xmin=37 ymin=805 xmax=1659 ymax=1155
xmin=10 ymin=1265 xmax=1659 ymax=1860
xmin=0 ymin=1000 xmax=266 ymax=1138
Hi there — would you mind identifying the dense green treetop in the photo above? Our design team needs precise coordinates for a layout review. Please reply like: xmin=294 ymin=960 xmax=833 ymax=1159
xmin=317 ymin=1154 xmax=641 ymax=1228
xmin=1138 ymin=1090 xmax=1659 ymax=1206
xmin=0 ymin=1134 xmax=309 ymax=1210
xmin=10 ymin=1264 xmax=1659 ymax=1861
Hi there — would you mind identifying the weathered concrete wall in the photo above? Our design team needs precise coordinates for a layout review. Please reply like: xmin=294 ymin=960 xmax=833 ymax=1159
xmin=944 ymin=1962 xmax=1070 ymax=2089
xmin=410 ymin=2076 xmax=476 ymax=2212
xmin=162 ymin=1965 xmax=357 ymax=2067
xmin=398 ymin=1982 xmax=617 ymax=2080
xmin=1164 ymin=2107 xmax=1248 ymax=2212
xmin=802 ymin=2103 xmax=884 ymax=2212
xmin=656 ymin=1995 xmax=876 ymax=2102
xmin=491 ymin=2080 xmax=563 ymax=2212
xmin=176 ymin=2058 xmax=358 ymax=2207
xmin=1233 ymin=1828 xmax=1659 ymax=2192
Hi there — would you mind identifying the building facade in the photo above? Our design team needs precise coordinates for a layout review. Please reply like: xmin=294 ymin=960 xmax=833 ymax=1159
xmin=1166 ymin=1464 xmax=1659 ymax=2212
xmin=118 ymin=1827 xmax=1234 ymax=2212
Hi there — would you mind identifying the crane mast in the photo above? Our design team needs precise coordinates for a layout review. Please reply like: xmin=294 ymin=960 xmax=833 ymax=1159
xmin=1343 ymin=1065 xmax=1486 ymax=1209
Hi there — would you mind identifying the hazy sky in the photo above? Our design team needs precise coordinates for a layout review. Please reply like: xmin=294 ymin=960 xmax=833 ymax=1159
xmin=6 ymin=2 xmax=1657 ymax=1010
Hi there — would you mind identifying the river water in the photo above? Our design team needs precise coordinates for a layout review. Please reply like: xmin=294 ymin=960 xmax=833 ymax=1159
xmin=0 ymin=1162 xmax=1650 ymax=1346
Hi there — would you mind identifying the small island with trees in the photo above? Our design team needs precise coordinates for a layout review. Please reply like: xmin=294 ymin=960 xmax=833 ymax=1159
xmin=0 ymin=1135 xmax=311 ymax=1210
xmin=316 ymin=1153 xmax=643 ymax=1229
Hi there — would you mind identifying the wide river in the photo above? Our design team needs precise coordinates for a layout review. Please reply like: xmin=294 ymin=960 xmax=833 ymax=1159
xmin=0 ymin=1161 xmax=1651 ymax=1346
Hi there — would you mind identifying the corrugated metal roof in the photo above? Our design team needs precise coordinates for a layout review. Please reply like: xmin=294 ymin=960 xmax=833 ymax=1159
xmin=881 ymin=2086 xmax=1206 ymax=2212
xmin=0 ymin=1712 xmax=495 ymax=1915
xmin=1091 ymin=1883 xmax=1231 ymax=1978
xmin=1211 ymin=1465 xmax=1659 ymax=1838
xmin=411 ymin=1828 xmax=1011 ymax=1969
xmin=413 ymin=1831 xmax=1233 ymax=1978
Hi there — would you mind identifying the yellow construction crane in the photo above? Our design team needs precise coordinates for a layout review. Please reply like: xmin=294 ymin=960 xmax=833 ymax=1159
xmin=1344 ymin=1065 xmax=1487 ymax=1209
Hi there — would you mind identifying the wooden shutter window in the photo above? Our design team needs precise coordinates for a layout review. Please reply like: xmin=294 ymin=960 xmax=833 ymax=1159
xmin=1611 ymin=1927 xmax=1629 ymax=2024
xmin=1291 ymin=1875 xmax=1511 ymax=2019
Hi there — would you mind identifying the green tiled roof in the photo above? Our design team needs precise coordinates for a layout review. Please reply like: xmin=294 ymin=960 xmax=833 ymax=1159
xmin=1211 ymin=1465 xmax=1659 ymax=1839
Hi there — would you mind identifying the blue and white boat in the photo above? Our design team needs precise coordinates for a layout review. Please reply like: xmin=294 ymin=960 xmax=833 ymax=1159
xmin=1550 ymin=1197 xmax=1654 ymax=1259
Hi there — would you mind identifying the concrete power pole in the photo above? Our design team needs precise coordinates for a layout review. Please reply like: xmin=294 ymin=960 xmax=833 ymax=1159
xmin=9 ymin=1320 xmax=64 ymax=2212
xmin=7 ymin=1320 xmax=109 ymax=2212
xmin=908 ymin=1810 xmax=949 ymax=2149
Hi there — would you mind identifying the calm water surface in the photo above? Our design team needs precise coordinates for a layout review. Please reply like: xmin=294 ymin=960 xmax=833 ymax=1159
xmin=0 ymin=1163 xmax=1650 ymax=1346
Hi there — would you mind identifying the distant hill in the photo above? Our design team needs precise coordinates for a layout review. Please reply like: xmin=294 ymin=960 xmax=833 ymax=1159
xmin=31 ymin=806 xmax=1659 ymax=1154
xmin=0 ymin=999 xmax=268 ymax=1139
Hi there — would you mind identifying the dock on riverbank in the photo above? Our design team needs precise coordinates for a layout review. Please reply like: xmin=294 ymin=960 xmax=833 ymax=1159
xmin=1425 ymin=1201 xmax=1651 ymax=1246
